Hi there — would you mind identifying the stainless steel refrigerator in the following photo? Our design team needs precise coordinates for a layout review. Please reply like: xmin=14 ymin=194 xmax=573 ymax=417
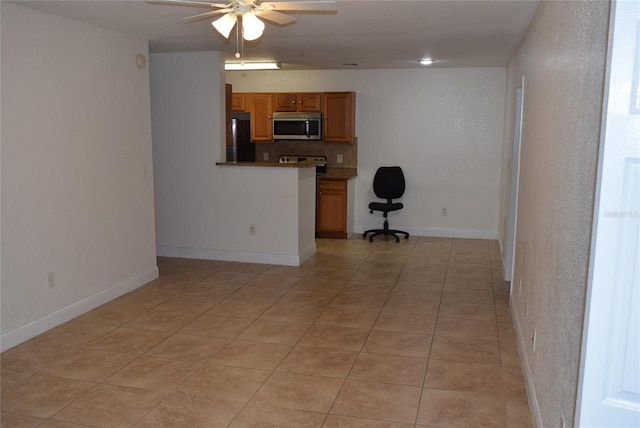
xmin=227 ymin=112 xmax=255 ymax=162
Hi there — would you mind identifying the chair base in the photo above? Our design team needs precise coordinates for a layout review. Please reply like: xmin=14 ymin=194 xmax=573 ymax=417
xmin=363 ymin=220 xmax=409 ymax=243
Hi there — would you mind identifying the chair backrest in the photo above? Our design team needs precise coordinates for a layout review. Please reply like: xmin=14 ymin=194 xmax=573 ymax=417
xmin=373 ymin=166 xmax=405 ymax=200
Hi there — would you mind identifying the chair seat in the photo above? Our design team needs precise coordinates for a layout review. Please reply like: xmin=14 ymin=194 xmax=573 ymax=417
xmin=369 ymin=201 xmax=403 ymax=213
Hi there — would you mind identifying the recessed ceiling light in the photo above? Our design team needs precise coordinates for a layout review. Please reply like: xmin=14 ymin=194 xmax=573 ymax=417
xmin=419 ymin=59 xmax=435 ymax=65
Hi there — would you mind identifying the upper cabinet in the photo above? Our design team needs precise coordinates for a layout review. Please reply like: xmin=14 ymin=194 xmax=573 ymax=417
xmin=273 ymin=93 xmax=323 ymax=112
xmin=231 ymin=93 xmax=247 ymax=112
xmin=232 ymin=91 xmax=355 ymax=143
xmin=323 ymin=92 xmax=356 ymax=143
xmin=250 ymin=93 xmax=273 ymax=142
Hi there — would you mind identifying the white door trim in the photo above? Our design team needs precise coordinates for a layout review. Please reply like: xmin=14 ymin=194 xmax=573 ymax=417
xmin=505 ymin=78 xmax=525 ymax=283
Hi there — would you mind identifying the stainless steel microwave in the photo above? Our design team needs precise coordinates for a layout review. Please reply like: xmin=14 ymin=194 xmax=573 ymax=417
xmin=272 ymin=112 xmax=322 ymax=140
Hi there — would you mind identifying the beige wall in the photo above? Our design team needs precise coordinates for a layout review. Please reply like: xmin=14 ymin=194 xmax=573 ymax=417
xmin=500 ymin=1 xmax=610 ymax=426
xmin=1 ymin=3 xmax=158 ymax=349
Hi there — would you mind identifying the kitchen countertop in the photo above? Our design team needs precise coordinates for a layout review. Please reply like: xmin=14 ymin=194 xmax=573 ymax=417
xmin=216 ymin=161 xmax=323 ymax=168
xmin=216 ymin=162 xmax=357 ymax=181
xmin=319 ymin=167 xmax=358 ymax=180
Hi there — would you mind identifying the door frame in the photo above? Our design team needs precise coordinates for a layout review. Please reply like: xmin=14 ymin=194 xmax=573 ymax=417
xmin=505 ymin=78 xmax=525 ymax=283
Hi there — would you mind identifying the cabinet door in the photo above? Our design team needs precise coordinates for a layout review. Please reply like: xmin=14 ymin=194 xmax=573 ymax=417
xmin=231 ymin=93 xmax=246 ymax=112
xmin=273 ymin=93 xmax=297 ymax=112
xmin=250 ymin=93 xmax=273 ymax=142
xmin=273 ymin=93 xmax=322 ymax=112
xmin=298 ymin=93 xmax=322 ymax=112
xmin=323 ymin=92 xmax=355 ymax=143
xmin=317 ymin=180 xmax=347 ymax=237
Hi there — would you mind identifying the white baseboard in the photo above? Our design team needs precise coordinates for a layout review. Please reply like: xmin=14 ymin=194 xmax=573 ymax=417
xmin=511 ymin=297 xmax=543 ymax=428
xmin=498 ymin=235 xmax=506 ymax=264
xmin=157 ymin=244 xmax=315 ymax=267
xmin=0 ymin=266 xmax=159 ymax=352
xmin=298 ymin=242 xmax=317 ymax=265
xmin=355 ymin=224 xmax=498 ymax=240
xmin=497 ymin=236 xmax=509 ymax=285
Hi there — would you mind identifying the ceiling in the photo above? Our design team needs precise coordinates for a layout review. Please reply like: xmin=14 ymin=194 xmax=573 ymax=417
xmin=12 ymin=0 xmax=540 ymax=70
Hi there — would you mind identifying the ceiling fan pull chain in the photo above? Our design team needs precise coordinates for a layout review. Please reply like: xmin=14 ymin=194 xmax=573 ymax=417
xmin=235 ymin=21 xmax=241 ymax=60
xmin=240 ymin=23 xmax=245 ymax=65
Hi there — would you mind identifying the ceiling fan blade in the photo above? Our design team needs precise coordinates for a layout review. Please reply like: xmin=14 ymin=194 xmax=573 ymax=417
xmin=260 ymin=1 xmax=336 ymax=12
xmin=255 ymin=10 xmax=296 ymax=25
xmin=183 ymin=8 xmax=232 ymax=22
xmin=146 ymin=0 xmax=228 ymax=9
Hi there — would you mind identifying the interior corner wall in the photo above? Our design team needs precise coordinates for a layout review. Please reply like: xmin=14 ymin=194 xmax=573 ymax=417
xmin=149 ymin=51 xmax=227 ymax=254
xmin=226 ymin=68 xmax=506 ymax=239
xmin=500 ymin=1 xmax=610 ymax=426
xmin=1 ymin=3 xmax=158 ymax=350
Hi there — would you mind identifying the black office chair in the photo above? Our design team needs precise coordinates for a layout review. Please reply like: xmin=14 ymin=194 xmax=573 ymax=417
xmin=363 ymin=166 xmax=409 ymax=243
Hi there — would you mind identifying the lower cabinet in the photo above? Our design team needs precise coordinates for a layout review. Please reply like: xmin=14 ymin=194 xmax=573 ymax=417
xmin=317 ymin=179 xmax=349 ymax=239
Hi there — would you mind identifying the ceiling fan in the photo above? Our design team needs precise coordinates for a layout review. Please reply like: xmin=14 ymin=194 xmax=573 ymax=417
xmin=147 ymin=0 xmax=337 ymax=41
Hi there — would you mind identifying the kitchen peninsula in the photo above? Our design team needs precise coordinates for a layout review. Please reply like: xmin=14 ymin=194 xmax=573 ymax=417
xmin=214 ymin=160 xmax=319 ymax=266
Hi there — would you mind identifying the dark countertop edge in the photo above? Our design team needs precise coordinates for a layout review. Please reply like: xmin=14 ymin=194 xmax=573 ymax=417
xmin=320 ymin=167 xmax=358 ymax=181
xmin=216 ymin=161 xmax=321 ymax=168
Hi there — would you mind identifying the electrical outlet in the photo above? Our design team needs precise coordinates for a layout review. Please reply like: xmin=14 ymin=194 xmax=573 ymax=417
xmin=532 ymin=329 xmax=537 ymax=352
xmin=47 ymin=272 xmax=56 ymax=289
xmin=337 ymin=154 xmax=343 ymax=163
xmin=441 ymin=207 xmax=448 ymax=216
xmin=249 ymin=224 xmax=256 ymax=235
xmin=263 ymin=152 xmax=269 ymax=161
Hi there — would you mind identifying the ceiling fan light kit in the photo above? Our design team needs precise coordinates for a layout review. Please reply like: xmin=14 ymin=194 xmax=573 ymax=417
xmin=240 ymin=12 xmax=265 ymax=41
xmin=148 ymin=0 xmax=337 ymax=61
xmin=212 ymin=13 xmax=237 ymax=38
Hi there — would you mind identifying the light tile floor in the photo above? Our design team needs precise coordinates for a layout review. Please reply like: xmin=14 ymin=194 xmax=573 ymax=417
xmin=1 ymin=237 xmax=532 ymax=427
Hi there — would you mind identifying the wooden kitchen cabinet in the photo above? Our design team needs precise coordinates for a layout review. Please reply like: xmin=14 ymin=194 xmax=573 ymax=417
xmin=250 ymin=93 xmax=273 ymax=142
xmin=317 ymin=179 xmax=348 ymax=238
xmin=322 ymin=92 xmax=356 ymax=143
xmin=273 ymin=93 xmax=322 ymax=112
xmin=231 ymin=93 xmax=247 ymax=112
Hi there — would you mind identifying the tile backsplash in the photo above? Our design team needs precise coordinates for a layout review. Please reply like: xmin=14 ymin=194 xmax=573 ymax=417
xmin=256 ymin=139 xmax=357 ymax=168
